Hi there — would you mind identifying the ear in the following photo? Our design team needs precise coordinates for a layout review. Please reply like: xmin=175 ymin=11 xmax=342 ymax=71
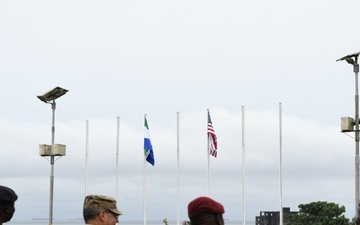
xmin=216 ymin=214 xmax=224 ymax=225
xmin=99 ymin=210 xmax=107 ymax=222
xmin=3 ymin=204 xmax=10 ymax=213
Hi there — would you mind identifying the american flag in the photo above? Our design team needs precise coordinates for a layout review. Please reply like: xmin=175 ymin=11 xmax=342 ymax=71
xmin=207 ymin=110 xmax=218 ymax=157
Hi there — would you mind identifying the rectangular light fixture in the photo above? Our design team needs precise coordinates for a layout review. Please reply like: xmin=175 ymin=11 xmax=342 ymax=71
xmin=37 ymin=86 xmax=69 ymax=103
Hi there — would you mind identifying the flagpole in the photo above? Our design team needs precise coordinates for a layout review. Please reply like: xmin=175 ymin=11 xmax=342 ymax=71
xmin=207 ymin=109 xmax=211 ymax=196
xmin=143 ymin=115 xmax=147 ymax=225
xmin=279 ymin=103 xmax=283 ymax=225
xmin=176 ymin=112 xmax=180 ymax=225
xmin=116 ymin=116 xmax=120 ymax=201
xmin=143 ymin=156 xmax=147 ymax=225
xmin=242 ymin=106 xmax=246 ymax=225
xmin=85 ymin=120 xmax=89 ymax=196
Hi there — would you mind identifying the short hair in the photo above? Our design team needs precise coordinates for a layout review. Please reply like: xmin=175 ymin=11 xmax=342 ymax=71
xmin=83 ymin=208 xmax=101 ymax=222
xmin=0 ymin=199 xmax=15 ymax=212
xmin=189 ymin=213 xmax=224 ymax=225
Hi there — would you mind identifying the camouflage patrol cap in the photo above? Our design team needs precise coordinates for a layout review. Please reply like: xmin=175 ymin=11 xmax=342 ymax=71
xmin=0 ymin=185 xmax=18 ymax=202
xmin=84 ymin=195 xmax=123 ymax=215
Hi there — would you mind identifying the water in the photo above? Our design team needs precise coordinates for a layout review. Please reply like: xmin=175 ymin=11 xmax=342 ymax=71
xmin=8 ymin=220 xmax=250 ymax=225
xmin=8 ymin=222 xmax=175 ymax=225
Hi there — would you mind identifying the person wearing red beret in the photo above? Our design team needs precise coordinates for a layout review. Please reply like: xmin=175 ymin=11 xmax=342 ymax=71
xmin=0 ymin=185 xmax=18 ymax=225
xmin=187 ymin=196 xmax=225 ymax=225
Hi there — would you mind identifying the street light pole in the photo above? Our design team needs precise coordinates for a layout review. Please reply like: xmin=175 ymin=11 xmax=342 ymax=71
xmin=338 ymin=52 xmax=360 ymax=218
xmin=354 ymin=56 xmax=359 ymax=218
xmin=37 ymin=87 xmax=68 ymax=225
xmin=49 ymin=99 xmax=56 ymax=225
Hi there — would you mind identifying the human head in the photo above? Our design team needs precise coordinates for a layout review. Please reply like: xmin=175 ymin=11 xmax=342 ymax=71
xmin=0 ymin=185 xmax=18 ymax=224
xmin=188 ymin=196 xmax=225 ymax=225
xmin=83 ymin=195 xmax=123 ymax=225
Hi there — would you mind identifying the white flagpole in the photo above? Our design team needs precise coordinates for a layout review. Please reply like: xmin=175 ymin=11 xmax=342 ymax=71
xmin=242 ymin=106 xmax=246 ymax=225
xmin=116 ymin=116 xmax=120 ymax=201
xmin=143 ymin=156 xmax=147 ymax=225
xmin=279 ymin=103 xmax=283 ymax=225
xmin=207 ymin=109 xmax=211 ymax=196
xmin=176 ymin=112 xmax=180 ymax=225
xmin=143 ymin=114 xmax=147 ymax=225
xmin=85 ymin=120 xmax=89 ymax=196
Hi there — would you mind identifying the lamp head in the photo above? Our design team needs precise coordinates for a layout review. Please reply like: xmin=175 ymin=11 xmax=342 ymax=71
xmin=346 ymin=58 xmax=356 ymax=65
xmin=37 ymin=86 xmax=68 ymax=103
xmin=337 ymin=51 xmax=360 ymax=65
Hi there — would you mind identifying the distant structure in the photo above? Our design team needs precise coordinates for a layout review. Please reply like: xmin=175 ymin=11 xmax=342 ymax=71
xmin=255 ymin=207 xmax=298 ymax=225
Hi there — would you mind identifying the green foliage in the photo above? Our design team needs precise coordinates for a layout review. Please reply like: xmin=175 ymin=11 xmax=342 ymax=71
xmin=288 ymin=201 xmax=352 ymax=225
xmin=163 ymin=218 xmax=169 ymax=225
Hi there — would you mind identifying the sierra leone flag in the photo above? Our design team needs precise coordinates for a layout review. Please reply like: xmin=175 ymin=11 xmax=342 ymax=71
xmin=144 ymin=116 xmax=154 ymax=166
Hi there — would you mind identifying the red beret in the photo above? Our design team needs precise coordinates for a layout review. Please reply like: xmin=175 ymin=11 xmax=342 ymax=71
xmin=188 ymin=196 xmax=224 ymax=217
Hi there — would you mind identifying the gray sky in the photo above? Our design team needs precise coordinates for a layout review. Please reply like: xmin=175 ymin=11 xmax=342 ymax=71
xmin=0 ymin=0 xmax=359 ymax=223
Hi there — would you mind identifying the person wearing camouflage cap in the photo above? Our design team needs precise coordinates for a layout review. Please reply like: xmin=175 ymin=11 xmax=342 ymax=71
xmin=83 ymin=195 xmax=123 ymax=225
xmin=0 ymin=185 xmax=18 ymax=225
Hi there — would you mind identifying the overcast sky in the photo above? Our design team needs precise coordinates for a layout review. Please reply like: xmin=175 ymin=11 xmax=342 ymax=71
xmin=1 ymin=0 xmax=360 ymax=223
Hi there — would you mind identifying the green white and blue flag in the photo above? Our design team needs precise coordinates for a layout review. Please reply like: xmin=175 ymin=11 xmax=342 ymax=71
xmin=144 ymin=116 xmax=154 ymax=166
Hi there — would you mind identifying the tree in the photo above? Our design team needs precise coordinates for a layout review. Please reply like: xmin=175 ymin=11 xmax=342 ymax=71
xmin=288 ymin=201 xmax=352 ymax=225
